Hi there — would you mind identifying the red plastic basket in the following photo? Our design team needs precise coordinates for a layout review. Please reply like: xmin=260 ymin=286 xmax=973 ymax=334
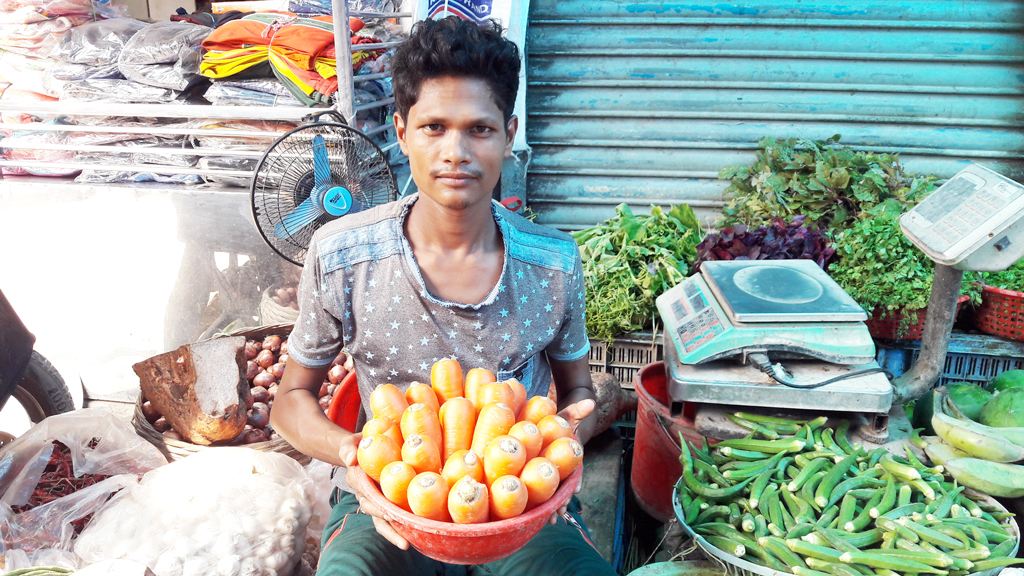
xmin=864 ymin=295 xmax=969 ymax=341
xmin=975 ymin=285 xmax=1024 ymax=341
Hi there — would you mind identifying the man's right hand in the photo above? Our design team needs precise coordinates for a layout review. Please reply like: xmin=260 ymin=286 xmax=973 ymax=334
xmin=342 ymin=439 xmax=411 ymax=550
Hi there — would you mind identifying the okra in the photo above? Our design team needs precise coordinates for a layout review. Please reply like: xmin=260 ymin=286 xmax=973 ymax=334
xmin=815 ymin=454 xmax=858 ymax=508
xmin=876 ymin=517 xmax=920 ymax=543
xmin=909 ymin=479 xmax=936 ymax=501
xmin=845 ymin=489 xmax=883 ymax=533
xmin=818 ymin=505 xmax=840 ymax=528
xmin=874 ymin=570 xmax=900 ymax=576
xmin=837 ymin=551 xmax=946 ymax=574
xmin=786 ymin=539 xmax=845 ymax=562
xmin=947 ymin=546 xmax=990 ymax=562
xmin=694 ymin=459 xmax=732 ymax=487
xmin=967 ymin=558 xmax=1024 ymax=571
xmin=835 ymin=420 xmax=856 ymax=456
xmin=815 ymin=526 xmax=858 ymax=553
xmin=749 ymin=468 xmax=775 ymax=508
xmin=755 ymin=514 xmax=769 ymax=539
xmin=763 ymin=535 xmax=809 ymax=569
xmin=897 ymin=518 xmax=966 ymax=549
xmin=683 ymin=468 xmax=754 ymax=500
xmin=741 ymin=512 xmax=756 ymax=532
xmin=793 ymin=568 xmax=831 ymax=576
xmin=759 ymin=484 xmax=779 ymax=520
xmin=870 ymin=549 xmax=956 ymax=568
xmin=824 ymin=563 xmax=864 ymax=576
xmin=790 ymin=458 xmax=830 ymax=492
xmin=780 ymin=495 xmax=797 ymax=531
xmin=988 ymin=538 xmax=1015 ymax=558
xmin=882 ymin=503 xmax=927 ymax=521
xmin=776 ymin=456 xmax=795 ymax=482
xmin=838 ymin=495 xmax=857 ymax=532
xmin=932 ymin=486 xmax=964 ymax=520
xmin=932 ymin=524 xmax=971 ymax=549
xmin=837 ymin=528 xmax=885 ymax=548
xmin=821 ymin=428 xmax=846 ymax=456
xmin=787 ymin=523 xmax=816 ymax=540
xmin=803 ymin=471 xmax=826 ymax=513
xmin=720 ymin=446 xmax=772 ymax=461
xmin=870 ymin=477 xmax=897 ymax=519
xmin=826 ymin=473 xmax=885 ymax=509
xmin=880 ymin=454 xmax=922 ymax=482
xmin=715 ymin=437 xmax=807 ymax=454
xmin=696 ymin=505 xmax=731 ymax=524
xmin=768 ymin=522 xmax=785 ymax=537
xmin=689 ymin=439 xmax=717 ymax=467
xmin=735 ymin=412 xmax=808 ymax=426
xmin=727 ymin=414 xmax=779 ymax=439
xmin=849 ymin=488 xmax=881 ymax=500
xmin=704 ymin=535 xmax=745 ymax=558
xmin=802 ymin=533 xmax=832 ymax=548
xmin=769 ymin=493 xmax=785 ymax=529
xmin=866 ymin=448 xmax=887 ymax=469
xmin=956 ymin=494 xmax=983 ymax=518
xmin=898 ymin=484 xmax=913 ymax=508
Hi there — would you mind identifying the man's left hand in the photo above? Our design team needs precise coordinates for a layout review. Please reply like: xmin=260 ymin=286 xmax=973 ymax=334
xmin=548 ymin=398 xmax=595 ymax=525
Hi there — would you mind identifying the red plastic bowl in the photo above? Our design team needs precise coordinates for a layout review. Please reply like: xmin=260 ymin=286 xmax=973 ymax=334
xmin=349 ymin=464 xmax=583 ymax=564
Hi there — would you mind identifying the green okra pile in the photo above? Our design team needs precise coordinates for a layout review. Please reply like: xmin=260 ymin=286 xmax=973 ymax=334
xmin=676 ymin=414 xmax=1024 ymax=576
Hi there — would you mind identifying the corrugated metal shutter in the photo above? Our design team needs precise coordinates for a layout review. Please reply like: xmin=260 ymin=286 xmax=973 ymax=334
xmin=525 ymin=1 xmax=1024 ymax=230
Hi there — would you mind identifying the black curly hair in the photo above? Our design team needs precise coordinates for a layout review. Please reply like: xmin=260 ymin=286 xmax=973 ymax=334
xmin=392 ymin=17 xmax=521 ymax=127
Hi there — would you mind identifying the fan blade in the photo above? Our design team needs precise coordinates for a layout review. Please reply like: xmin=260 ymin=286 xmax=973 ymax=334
xmin=312 ymin=135 xmax=331 ymax=190
xmin=274 ymin=196 xmax=326 ymax=239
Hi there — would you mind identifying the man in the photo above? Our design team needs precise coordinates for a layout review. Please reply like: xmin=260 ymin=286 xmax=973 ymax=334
xmin=271 ymin=16 xmax=615 ymax=575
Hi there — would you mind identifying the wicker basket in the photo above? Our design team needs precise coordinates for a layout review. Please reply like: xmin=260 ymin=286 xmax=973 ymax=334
xmin=260 ymin=286 xmax=300 ymax=325
xmin=132 ymin=323 xmax=310 ymax=464
xmin=975 ymin=284 xmax=1024 ymax=342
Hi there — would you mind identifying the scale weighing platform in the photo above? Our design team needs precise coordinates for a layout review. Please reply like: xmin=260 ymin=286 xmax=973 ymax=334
xmin=655 ymin=260 xmax=893 ymax=414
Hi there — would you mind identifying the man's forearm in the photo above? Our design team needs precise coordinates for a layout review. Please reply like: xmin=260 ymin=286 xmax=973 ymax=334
xmin=271 ymin=388 xmax=354 ymax=466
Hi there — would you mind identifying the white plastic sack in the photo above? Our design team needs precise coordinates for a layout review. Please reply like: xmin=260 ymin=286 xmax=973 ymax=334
xmin=75 ymin=448 xmax=315 ymax=576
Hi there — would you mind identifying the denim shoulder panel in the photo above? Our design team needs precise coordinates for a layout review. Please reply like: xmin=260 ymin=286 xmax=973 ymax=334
xmin=314 ymin=200 xmax=408 ymax=273
xmin=498 ymin=203 xmax=578 ymax=274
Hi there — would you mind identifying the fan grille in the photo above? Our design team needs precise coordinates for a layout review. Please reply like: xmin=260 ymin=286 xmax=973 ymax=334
xmin=252 ymin=123 xmax=398 ymax=266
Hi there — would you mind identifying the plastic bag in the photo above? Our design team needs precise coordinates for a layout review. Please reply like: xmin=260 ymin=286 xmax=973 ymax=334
xmin=60 ymin=78 xmax=178 ymax=103
xmin=220 ymin=78 xmax=295 ymax=97
xmin=118 ymin=22 xmax=210 ymax=90
xmin=75 ymin=448 xmax=315 ymax=576
xmin=51 ymin=18 xmax=147 ymax=65
xmin=0 ymin=15 xmax=91 ymax=58
xmin=0 ymin=0 xmax=124 ymax=18
xmin=75 ymin=170 xmax=203 ymax=185
xmin=204 ymin=82 xmax=304 ymax=107
xmin=0 ymin=48 xmax=58 ymax=96
xmin=0 ymin=408 xmax=166 ymax=507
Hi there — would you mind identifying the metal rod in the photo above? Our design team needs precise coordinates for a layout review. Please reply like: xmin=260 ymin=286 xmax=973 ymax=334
xmin=891 ymin=264 xmax=966 ymax=403
xmin=0 ymin=142 xmax=266 ymax=157
xmin=354 ymin=97 xmax=395 ymax=112
xmin=349 ymin=11 xmax=412 ymax=18
xmin=528 ymin=18 xmax=1023 ymax=31
xmin=0 ymin=123 xmax=287 ymax=138
xmin=332 ymin=0 xmax=355 ymax=123
xmin=0 ymin=102 xmax=318 ymax=120
xmin=0 ymin=159 xmax=252 ymax=177
xmin=353 ymin=73 xmax=391 ymax=83
xmin=350 ymin=41 xmax=403 ymax=51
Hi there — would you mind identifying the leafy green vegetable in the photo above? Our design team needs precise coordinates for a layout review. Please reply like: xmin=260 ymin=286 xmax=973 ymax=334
xmin=573 ymin=203 xmax=703 ymax=342
xmin=719 ymin=135 xmax=937 ymax=230
xmin=981 ymin=259 xmax=1024 ymax=293
xmin=828 ymin=215 xmax=982 ymax=320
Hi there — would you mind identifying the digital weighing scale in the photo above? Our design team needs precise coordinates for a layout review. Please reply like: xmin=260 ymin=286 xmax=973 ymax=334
xmin=656 ymin=260 xmax=893 ymax=418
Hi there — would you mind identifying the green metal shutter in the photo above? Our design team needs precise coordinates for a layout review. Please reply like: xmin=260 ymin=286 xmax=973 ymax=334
xmin=525 ymin=1 xmax=1024 ymax=230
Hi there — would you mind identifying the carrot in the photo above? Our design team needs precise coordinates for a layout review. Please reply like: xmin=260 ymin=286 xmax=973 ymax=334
xmin=478 ymin=382 xmax=515 ymax=413
xmin=402 ymin=433 xmax=443 ymax=474
xmin=537 ymin=414 xmax=573 ymax=450
xmin=439 ymin=397 xmax=476 ymax=462
xmin=369 ymin=384 xmax=410 ymax=424
xmin=356 ymin=434 xmax=401 ymax=483
xmin=362 ymin=416 xmax=403 ymax=448
xmin=407 ymin=472 xmax=450 ymax=522
xmin=379 ymin=460 xmax=417 ymax=511
xmin=405 ymin=382 xmax=439 ymax=414
xmin=447 ymin=476 xmax=489 ymax=524
xmin=441 ymin=449 xmax=485 ymax=488
xmin=542 ymin=437 xmax=583 ymax=481
xmin=464 ymin=368 xmax=496 ymax=411
xmin=400 ymin=402 xmax=443 ymax=451
xmin=431 ymin=358 xmax=464 ymax=405
xmin=503 ymin=378 xmax=527 ymax=418
xmin=489 ymin=475 xmax=528 ymax=520
xmin=508 ymin=421 xmax=544 ymax=461
xmin=471 ymin=402 xmax=515 ymax=458
xmin=483 ymin=435 xmax=527 ymax=486
xmin=520 ymin=457 xmax=560 ymax=508
xmin=521 ymin=396 xmax=557 ymax=425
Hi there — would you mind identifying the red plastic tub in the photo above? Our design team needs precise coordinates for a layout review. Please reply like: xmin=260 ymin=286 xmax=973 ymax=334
xmin=350 ymin=464 xmax=582 ymax=564
xmin=631 ymin=362 xmax=705 ymax=522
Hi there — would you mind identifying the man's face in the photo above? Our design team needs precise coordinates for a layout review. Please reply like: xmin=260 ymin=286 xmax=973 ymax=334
xmin=395 ymin=76 xmax=517 ymax=211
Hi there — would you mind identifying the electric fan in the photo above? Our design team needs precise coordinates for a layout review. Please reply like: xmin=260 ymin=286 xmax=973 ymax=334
xmin=251 ymin=115 xmax=399 ymax=266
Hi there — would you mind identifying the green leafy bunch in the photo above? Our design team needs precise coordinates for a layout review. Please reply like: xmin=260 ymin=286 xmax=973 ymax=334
xmin=719 ymin=135 xmax=937 ymax=230
xmin=573 ymin=203 xmax=703 ymax=342
xmin=828 ymin=214 xmax=982 ymax=316
xmin=980 ymin=259 xmax=1024 ymax=293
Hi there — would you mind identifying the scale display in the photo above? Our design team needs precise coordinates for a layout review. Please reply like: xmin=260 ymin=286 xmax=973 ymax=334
xmin=656 ymin=261 xmax=874 ymax=365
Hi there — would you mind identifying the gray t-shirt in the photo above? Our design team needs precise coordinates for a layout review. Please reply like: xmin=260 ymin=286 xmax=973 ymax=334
xmin=288 ymin=194 xmax=590 ymax=419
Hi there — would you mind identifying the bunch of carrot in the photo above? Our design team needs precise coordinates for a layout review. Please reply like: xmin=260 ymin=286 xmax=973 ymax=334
xmin=356 ymin=359 xmax=584 ymax=523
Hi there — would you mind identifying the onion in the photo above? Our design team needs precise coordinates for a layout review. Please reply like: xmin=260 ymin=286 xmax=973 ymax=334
xmin=263 ymin=335 xmax=283 ymax=353
xmin=271 ymin=363 xmax=286 ymax=379
xmin=248 ymin=407 xmax=270 ymax=429
xmin=318 ymin=396 xmax=331 ymax=411
xmin=276 ymin=287 xmax=290 ymax=302
xmin=343 ymin=353 xmax=354 ymax=372
xmin=272 ymin=296 xmax=286 ymax=306
xmin=253 ymin=371 xmax=277 ymax=388
xmin=269 ymin=432 xmax=280 ymax=441
xmin=244 ymin=341 xmax=261 ymax=360
xmin=243 ymin=429 xmax=266 ymax=444
xmin=245 ymin=361 xmax=259 ymax=381
xmin=331 ymin=352 xmax=344 ymax=367
xmin=256 ymin=349 xmax=275 ymax=369
xmin=318 ymin=382 xmax=329 ymax=398
xmin=252 ymin=401 xmax=270 ymax=413
xmin=251 ymin=386 xmax=270 ymax=404
xmin=153 ymin=417 xmax=171 ymax=432
xmin=278 ymin=353 xmax=289 ymax=364
xmin=163 ymin=430 xmax=183 ymax=441
xmin=290 ymin=302 xmax=300 ymax=310
xmin=327 ymin=383 xmax=337 ymax=395
xmin=266 ymin=384 xmax=278 ymax=401
xmin=141 ymin=401 xmax=161 ymax=423
xmin=328 ymin=365 xmax=346 ymax=385
xmin=286 ymin=286 xmax=297 ymax=298
xmin=280 ymin=341 xmax=288 ymax=355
